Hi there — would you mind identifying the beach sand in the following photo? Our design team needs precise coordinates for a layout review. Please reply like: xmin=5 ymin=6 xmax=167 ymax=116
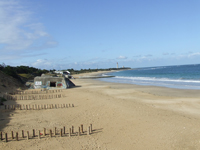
xmin=1 ymin=71 xmax=200 ymax=149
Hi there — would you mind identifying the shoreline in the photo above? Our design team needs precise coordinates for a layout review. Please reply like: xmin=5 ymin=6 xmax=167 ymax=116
xmin=1 ymin=71 xmax=200 ymax=149
xmin=74 ymin=71 xmax=200 ymax=97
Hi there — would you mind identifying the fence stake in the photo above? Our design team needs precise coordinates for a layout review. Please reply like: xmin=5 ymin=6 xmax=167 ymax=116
xmin=38 ymin=130 xmax=40 ymax=139
xmin=27 ymin=131 xmax=29 ymax=140
xmin=0 ymin=132 xmax=2 ymax=140
xmin=11 ymin=131 xmax=14 ymax=139
xmin=63 ymin=126 xmax=65 ymax=134
xmin=90 ymin=124 xmax=92 ymax=133
xmin=49 ymin=129 xmax=52 ymax=138
xmin=87 ymin=126 xmax=90 ymax=135
xmin=69 ymin=128 xmax=71 ymax=137
xmin=33 ymin=129 xmax=35 ymax=137
xmin=72 ymin=126 xmax=74 ymax=134
xmin=5 ymin=133 xmax=8 ymax=142
xmin=54 ymin=127 xmax=56 ymax=135
xmin=60 ymin=129 xmax=62 ymax=137
xmin=22 ymin=130 xmax=24 ymax=138
xmin=16 ymin=132 xmax=18 ymax=141
xmin=78 ymin=127 xmax=81 ymax=136
xmin=43 ymin=128 xmax=46 ymax=136
xmin=81 ymin=124 xmax=84 ymax=133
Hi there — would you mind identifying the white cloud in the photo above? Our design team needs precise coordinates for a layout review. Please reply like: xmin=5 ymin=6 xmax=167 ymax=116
xmin=117 ymin=56 xmax=127 ymax=59
xmin=0 ymin=0 xmax=57 ymax=55
xmin=188 ymin=52 xmax=200 ymax=57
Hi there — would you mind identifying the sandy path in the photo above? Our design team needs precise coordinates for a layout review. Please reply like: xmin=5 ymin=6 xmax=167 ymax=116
xmin=1 ymin=72 xmax=200 ymax=149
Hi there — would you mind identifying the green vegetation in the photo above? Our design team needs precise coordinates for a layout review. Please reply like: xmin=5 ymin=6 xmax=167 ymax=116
xmin=0 ymin=97 xmax=7 ymax=105
xmin=0 ymin=63 xmax=50 ymax=82
xmin=0 ymin=63 xmax=131 ymax=81
xmin=18 ymin=74 xmax=34 ymax=79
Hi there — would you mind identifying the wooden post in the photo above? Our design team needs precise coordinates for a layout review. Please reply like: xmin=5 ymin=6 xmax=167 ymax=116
xmin=5 ymin=133 xmax=8 ymax=142
xmin=78 ymin=127 xmax=81 ymax=136
xmin=63 ymin=104 xmax=65 ymax=108
xmin=43 ymin=128 xmax=46 ymax=136
xmin=32 ymin=105 xmax=34 ymax=110
xmin=26 ymin=105 xmax=28 ymax=110
xmin=49 ymin=129 xmax=52 ymax=138
xmin=11 ymin=131 xmax=14 ymax=139
xmin=60 ymin=129 xmax=62 ymax=137
xmin=72 ymin=104 xmax=74 ymax=107
xmin=27 ymin=131 xmax=29 ymax=140
xmin=72 ymin=126 xmax=74 ymax=134
xmin=33 ymin=129 xmax=35 ymax=137
xmin=22 ymin=130 xmax=24 ymax=138
xmin=16 ymin=132 xmax=18 ymax=141
xmin=63 ymin=126 xmax=65 ymax=134
xmin=69 ymin=128 xmax=71 ymax=137
xmin=90 ymin=124 xmax=92 ymax=133
xmin=69 ymin=104 xmax=71 ymax=107
xmin=38 ymin=105 xmax=40 ymax=110
xmin=38 ymin=130 xmax=40 ymax=139
xmin=81 ymin=124 xmax=83 ymax=133
xmin=66 ymin=104 xmax=68 ymax=108
xmin=87 ymin=126 xmax=90 ymax=135
xmin=0 ymin=132 xmax=2 ymax=140
xmin=54 ymin=127 xmax=56 ymax=135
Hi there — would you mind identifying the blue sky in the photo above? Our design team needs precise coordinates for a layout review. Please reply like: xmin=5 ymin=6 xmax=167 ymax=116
xmin=1 ymin=0 xmax=200 ymax=70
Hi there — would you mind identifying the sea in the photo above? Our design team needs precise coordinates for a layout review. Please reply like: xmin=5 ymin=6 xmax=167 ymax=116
xmin=99 ymin=64 xmax=200 ymax=90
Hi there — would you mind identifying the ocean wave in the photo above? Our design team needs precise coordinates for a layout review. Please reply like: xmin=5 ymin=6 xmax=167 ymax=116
xmin=114 ymin=76 xmax=200 ymax=83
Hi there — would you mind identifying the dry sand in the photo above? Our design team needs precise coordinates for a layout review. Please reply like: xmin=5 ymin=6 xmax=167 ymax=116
xmin=1 ymin=71 xmax=200 ymax=150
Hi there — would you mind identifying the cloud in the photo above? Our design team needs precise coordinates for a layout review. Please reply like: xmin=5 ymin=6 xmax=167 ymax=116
xmin=117 ymin=56 xmax=127 ymax=59
xmin=188 ymin=52 xmax=200 ymax=57
xmin=0 ymin=0 xmax=57 ymax=56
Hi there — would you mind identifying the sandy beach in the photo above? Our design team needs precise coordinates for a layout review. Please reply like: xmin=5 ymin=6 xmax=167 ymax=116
xmin=1 ymin=71 xmax=200 ymax=150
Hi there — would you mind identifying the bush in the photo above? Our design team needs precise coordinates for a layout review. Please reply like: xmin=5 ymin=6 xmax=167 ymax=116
xmin=0 ymin=97 xmax=7 ymax=105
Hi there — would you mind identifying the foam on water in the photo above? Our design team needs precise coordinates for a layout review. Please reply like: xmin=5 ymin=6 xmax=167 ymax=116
xmin=98 ymin=64 xmax=200 ymax=89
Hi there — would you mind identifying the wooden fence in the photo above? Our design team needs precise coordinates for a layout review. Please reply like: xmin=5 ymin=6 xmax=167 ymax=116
xmin=0 ymin=103 xmax=74 ymax=111
xmin=12 ymin=89 xmax=63 ymax=95
xmin=0 ymin=124 xmax=93 ymax=142
xmin=2 ymin=94 xmax=63 ymax=100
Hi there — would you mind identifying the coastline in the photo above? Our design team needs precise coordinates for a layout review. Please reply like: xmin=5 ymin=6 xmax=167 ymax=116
xmin=1 ymin=71 xmax=200 ymax=149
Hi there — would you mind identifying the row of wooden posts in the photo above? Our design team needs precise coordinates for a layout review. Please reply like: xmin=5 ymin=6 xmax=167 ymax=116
xmin=0 ymin=124 xmax=93 ymax=142
xmin=12 ymin=89 xmax=63 ymax=95
xmin=2 ymin=94 xmax=63 ymax=100
xmin=0 ymin=103 xmax=74 ymax=110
